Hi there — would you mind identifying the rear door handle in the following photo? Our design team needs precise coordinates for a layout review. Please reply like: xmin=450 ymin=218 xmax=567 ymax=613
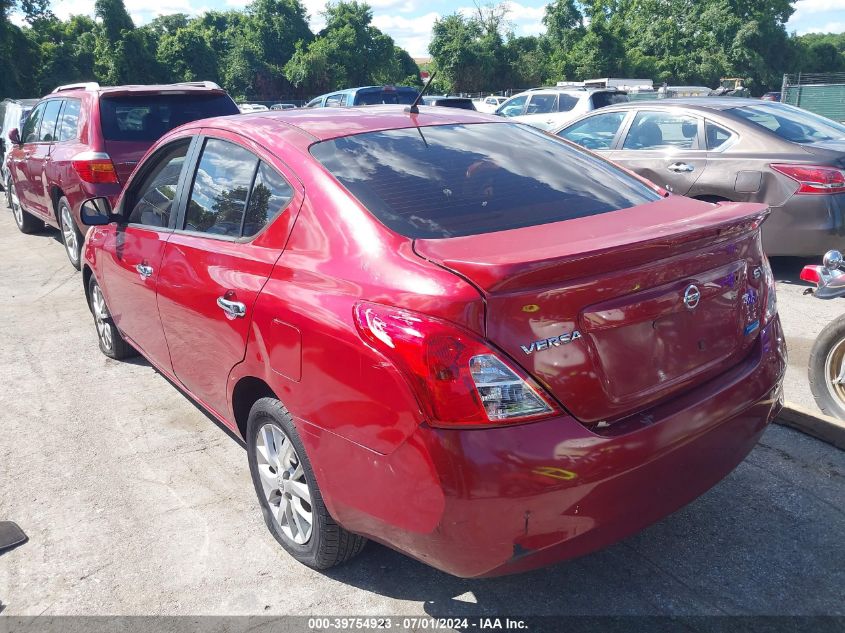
xmin=217 ymin=297 xmax=246 ymax=319
xmin=667 ymin=162 xmax=695 ymax=173
xmin=135 ymin=264 xmax=153 ymax=279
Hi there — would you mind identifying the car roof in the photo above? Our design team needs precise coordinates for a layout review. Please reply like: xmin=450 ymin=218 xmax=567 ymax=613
xmin=48 ymin=83 xmax=228 ymax=99
xmin=594 ymin=97 xmax=775 ymax=112
xmin=193 ymin=104 xmax=499 ymax=145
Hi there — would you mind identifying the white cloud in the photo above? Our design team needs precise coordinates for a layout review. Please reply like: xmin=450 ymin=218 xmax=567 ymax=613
xmin=793 ymin=0 xmax=845 ymax=15
xmin=373 ymin=11 xmax=439 ymax=57
xmin=798 ymin=21 xmax=845 ymax=35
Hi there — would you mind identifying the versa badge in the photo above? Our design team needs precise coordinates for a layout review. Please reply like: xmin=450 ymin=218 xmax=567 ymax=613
xmin=521 ymin=331 xmax=582 ymax=355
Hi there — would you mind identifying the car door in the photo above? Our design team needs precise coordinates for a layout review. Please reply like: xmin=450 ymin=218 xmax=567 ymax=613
xmin=557 ymin=110 xmax=630 ymax=155
xmin=609 ymin=109 xmax=707 ymax=195
xmin=100 ymin=137 xmax=196 ymax=373
xmin=155 ymin=132 xmax=300 ymax=417
xmin=496 ymin=94 xmax=528 ymax=118
xmin=519 ymin=93 xmax=559 ymax=129
xmin=10 ymin=101 xmax=45 ymax=211
xmin=27 ymin=98 xmax=63 ymax=215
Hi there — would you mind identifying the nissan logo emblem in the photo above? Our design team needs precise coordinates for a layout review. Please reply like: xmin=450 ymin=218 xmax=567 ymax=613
xmin=683 ymin=284 xmax=701 ymax=310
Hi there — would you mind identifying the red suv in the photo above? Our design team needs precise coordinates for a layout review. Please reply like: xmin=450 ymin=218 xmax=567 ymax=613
xmin=5 ymin=81 xmax=239 ymax=269
xmin=79 ymin=106 xmax=786 ymax=577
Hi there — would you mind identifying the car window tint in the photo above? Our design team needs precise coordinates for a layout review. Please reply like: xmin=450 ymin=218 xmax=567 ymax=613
xmin=39 ymin=100 xmax=62 ymax=142
xmin=243 ymin=162 xmax=294 ymax=237
xmin=127 ymin=140 xmax=190 ymax=228
xmin=591 ymin=92 xmax=629 ymax=109
xmin=56 ymin=99 xmax=81 ymax=142
xmin=731 ymin=103 xmax=845 ymax=144
xmin=559 ymin=112 xmax=627 ymax=150
xmin=22 ymin=103 xmax=45 ymax=143
xmin=311 ymin=122 xmax=660 ymax=239
xmin=558 ymin=94 xmax=578 ymax=112
xmin=705 ymin=121 xmax=732 ymax=150
xmin=623 ymin=111 xmax=699 ymax=150
xmin=498 ymin=95 xmax=527 ymax=117
xmin=184 ymin=138 xmax=259 ymax=237
xmin=99 ymin=94 xmax=237 ymax=142
xmin=325 ymin=94 xmax=344 ymax=107
xmin=526 ymin=94 xmax=557 ymax=115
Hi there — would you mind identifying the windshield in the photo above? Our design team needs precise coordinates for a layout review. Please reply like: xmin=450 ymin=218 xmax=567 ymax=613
xmin=354 ymin=89 xmax=418 ymax=106
xmin=310 ymin=122 xmax=661 ymax=239
xmin=99 ymin=93 xmax=238 ymax=142
xmin=731 ymin=103 xmax=845 ymax=144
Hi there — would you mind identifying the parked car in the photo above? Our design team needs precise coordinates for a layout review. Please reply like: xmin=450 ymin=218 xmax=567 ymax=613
xmin=270 ymin=103 xmax=297 ymax=110
xmin=421 ymin=96 xmax=475 ymax=110
xmin=553 ymin=99 xmax=845 ymax=256
xmin=761 ymin=91 xmax=781 ymax=102
xmin=0 ymin=98 xmax=37 ymax=192
xmin=5 ymin=81 xmax=239 ymax=269
xmin=496 ymin=87 xmax=628 ymax=130
xmin=305 ymin=85 xmax=419 ymax=108
xmin=474 ymin=95 xmax=507 ymax=113
xmin=78 ymin=105 xmax=784 ymax=577
xmin=240 ymin=104 xmax=269 ymax=113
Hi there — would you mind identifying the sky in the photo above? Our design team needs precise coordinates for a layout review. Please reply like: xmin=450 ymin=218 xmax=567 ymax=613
xmin=41 ymin=0 xmax=845 ymax=58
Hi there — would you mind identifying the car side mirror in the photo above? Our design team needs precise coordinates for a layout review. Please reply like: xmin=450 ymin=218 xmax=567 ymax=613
xmin=80 ymin=197 xmax=115 ymax=226
xmin=8 ymin=128 xmax=20 ymax=145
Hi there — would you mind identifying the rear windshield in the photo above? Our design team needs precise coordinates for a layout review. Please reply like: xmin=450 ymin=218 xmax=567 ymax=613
xmin=310 ymin=122 xmax=661 ymax=239
xmin=731 ymin=103 xmax=845 ymax=144
xmin=99 ymin=93 xmax=238 ymax=142
xmin=354 ymin=89 xmax=418 ymax=106
xmin=591 ymin=92 xmax=628 ymax=109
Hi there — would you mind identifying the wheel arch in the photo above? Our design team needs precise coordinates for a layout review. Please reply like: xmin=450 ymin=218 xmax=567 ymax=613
xmin=82 ymin=264 xmax=94 ymax=310
xmin=49 ymin=185 xmax=65 ymax=225
xmin=231 ymin=375 xmax=279 ymax=441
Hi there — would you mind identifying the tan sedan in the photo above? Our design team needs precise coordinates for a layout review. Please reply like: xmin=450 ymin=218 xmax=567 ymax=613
xmin=553 ymin=98 xmax=845 ymax=256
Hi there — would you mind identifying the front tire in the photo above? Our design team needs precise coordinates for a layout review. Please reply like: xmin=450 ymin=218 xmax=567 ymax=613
xmin=808 ymin=316 xmax=845 ymax=419
xmin=246 ymin=397 xmax=366 ymax=569
xmin=88 ymin=277 xmax=136 ymax=360
xmin=7 ymin=176 xmax=43 ymax=234
xmin=59 ymin=197 xmax=83 ymax=270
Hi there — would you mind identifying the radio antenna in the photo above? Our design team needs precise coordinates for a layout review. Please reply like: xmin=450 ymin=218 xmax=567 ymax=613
xmin=406 ymin=71 xmax=437 ymax=114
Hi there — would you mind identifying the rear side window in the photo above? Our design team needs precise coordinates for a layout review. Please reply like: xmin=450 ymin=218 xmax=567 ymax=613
xmin=558 ymin=94 xmax=578 ymax=112
xmin=591 ymin=92 xmax=628 ymax=109
xmin=705 ymin=121 xmax=732 ymax=150
xmin=310 ymin=123 xmax=660 ymax=239
xmin=38 ymin=100 xmax=62 ymax=142
xmin=244 ymin=162 xmax=294 ymax=237
xmin=57 ymin=99 xmax=81 ymax=142
xmin=623 ymin=111 xmax=699 ymax=150
xmin=99 ymin=93 xmax=238 ymax=142
xmin=354 ymin=89 xmax=417 ymax=106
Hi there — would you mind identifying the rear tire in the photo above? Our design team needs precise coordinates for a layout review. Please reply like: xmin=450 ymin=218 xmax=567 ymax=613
xmin=88 ymin=276 xmax=136 ymax=360
xmin=808 ymin=316 xmax=845 ymax=420
xmin=8 ymin=176 xmax=43 ymax=234
xmin=246 ymin=397 xmax=366 ymax=569
xmin=59 ymin=196 xmax=83 ymax=270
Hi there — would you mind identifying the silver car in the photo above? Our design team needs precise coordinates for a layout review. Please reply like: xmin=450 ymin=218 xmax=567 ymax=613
xmin=553 ymin=99 xmax=845 ymax=256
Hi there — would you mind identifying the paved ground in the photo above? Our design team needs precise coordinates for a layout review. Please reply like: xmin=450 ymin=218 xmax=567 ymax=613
xmin=0 ymin=207 xmax=843 ymax=619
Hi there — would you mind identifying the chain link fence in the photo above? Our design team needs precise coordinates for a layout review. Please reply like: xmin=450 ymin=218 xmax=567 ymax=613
xmin=782 ymin=72 xmax=845 ymax=122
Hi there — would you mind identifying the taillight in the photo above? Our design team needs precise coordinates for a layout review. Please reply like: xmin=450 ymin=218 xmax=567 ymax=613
xmin=354 ymin=302 xmax=560 ymax=427
xmin=800 ymin=265 xmax=823 ymax=285
xmin=71 ymin=152 xmax=119 ymax=184
xmin=761 ymin=255 xmax=777 ymax=324
xmin=770 ymin=164 xmax=845 ymax=194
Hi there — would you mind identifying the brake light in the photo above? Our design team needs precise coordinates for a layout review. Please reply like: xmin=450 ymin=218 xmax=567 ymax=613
xmin=71 ymin=152 xmax=119 ymax=184
xmin=354 ymin=302 xmax=559 ymax=427
xmin=771 ymin=164 xmax=845 ymax=194
xmin=761 ymin=255 xmax=777 ymax=324
xmin=800 ymin=265 xmax=823 ymax=285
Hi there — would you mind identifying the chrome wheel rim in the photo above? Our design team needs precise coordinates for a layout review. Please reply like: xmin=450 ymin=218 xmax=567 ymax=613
xmin=91 ymin=285 xmax=113 ymax=352
xmin=8 ymin=179 xmax=22 ymax=227
xmin=61 ymin=205 xmax=78 ymax=263
xmin=823 ymin=336 xmax=845 ymax=409
xmin=255 ymin=424 xmax=313 ymax=544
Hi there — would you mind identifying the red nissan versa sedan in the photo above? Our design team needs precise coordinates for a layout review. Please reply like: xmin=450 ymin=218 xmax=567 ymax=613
xmin=78 ymin=106 xmax=786 ymax=577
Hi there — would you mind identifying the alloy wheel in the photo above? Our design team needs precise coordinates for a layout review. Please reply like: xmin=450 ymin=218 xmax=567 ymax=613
xmin=8 ymin=179 xmax=23 ymax=228
xmin=61 ymin=204 xmax=78 ymax=264
xmin=91 ymin=285 xmax=113 ymax=353
xmin=255 ymin=423 xmax=313 ymax=544
xmin=823 ymin=336 xmax=845 ymax=410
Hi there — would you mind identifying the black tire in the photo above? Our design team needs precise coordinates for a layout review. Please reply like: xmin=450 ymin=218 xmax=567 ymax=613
xmin=58 ymin=196 xmax=83 ymax=270
xmin=88 ymin=276 xmax=136 ymax=360
xmin=246 ymin=397 xmax=366 ymax=569
xmin=7 ymin=176 xmax=43 ymax=234
xmin=808 ymin=316 xmax=845 ymax=419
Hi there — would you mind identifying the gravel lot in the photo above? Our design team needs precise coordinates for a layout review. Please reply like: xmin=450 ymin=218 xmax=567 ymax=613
xmin=0 ymin=206 xmax=843 ymax=620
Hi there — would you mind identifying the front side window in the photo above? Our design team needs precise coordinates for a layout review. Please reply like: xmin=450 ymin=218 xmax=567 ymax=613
xmin=325 ymin=94 xmax=345 ymax=107
xmin=57 ymin=99 xmax=82 ymax=142
xmin=184 ymin=138 xmax=259 ymax=237
xmin=731 ymin=103 xmax=845 ymax=144
xmin=622 ymin=111 xmax=700 ymax=150
xmin=21 ymin=103 xmax=45 ymax=144
xmin=39 ymin=100 xmax=63 ymax=142
xmin=526 ymin=94 xmax=557 ymax=115
xmin=127 ymin=140 xmax=190 ymax=228
xmin=311 ymin=122 xmax=660 ymax=239
xmin=559 ymin=111 xmax=627 ymax=150
xmin=497 ymin=95 xmax=527 ymax=117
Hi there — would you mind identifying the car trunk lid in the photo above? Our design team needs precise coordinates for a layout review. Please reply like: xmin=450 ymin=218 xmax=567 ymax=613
xmin=102 ymin=140 xmax=148 ymax=183
xmin=414 ymin=197 xmax=769 ymax=424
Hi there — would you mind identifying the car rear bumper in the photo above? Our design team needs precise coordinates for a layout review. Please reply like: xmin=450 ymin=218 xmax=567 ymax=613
xmin=306 ymin=317 xmax=786 ymax=578
xmin=764 ymin=192 xmax=845 ymax=256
